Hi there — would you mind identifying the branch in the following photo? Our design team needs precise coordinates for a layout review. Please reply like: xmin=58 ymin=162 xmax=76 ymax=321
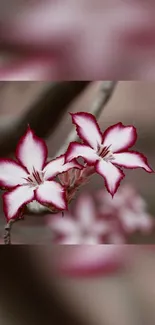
xmin=0 ymin=82 xmax=90 ymax=157
xmin=55 ymin=81 xmax=117 ymax=157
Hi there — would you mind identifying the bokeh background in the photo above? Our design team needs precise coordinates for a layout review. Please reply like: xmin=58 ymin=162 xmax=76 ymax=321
xmin=0 ymin=81 xmax=155 ymax=243
xmin=1 ymin=246 xmax=155 ymax=325
xmin=1 ymin=0 xmax=155 ymax=79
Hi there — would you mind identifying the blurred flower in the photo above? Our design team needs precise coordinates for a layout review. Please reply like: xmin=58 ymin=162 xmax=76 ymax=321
xmin=47 ymin=185 xmax=154 ymax=245
xmin=54 ymin=245 xmax=127 ymax=277
xmin=47 ymin=194 xmax=112 ymax=244
xmin=66 ymin=112 xmax=153 ymax=196
xmin=1 ymin=0 xmax=155 ymax=79
xmin=0 ymin=127 xmax=81 ymax=220
xmin=97 ymin=185 xmax=154 ymax=234
xmin=54 ymin=245 xmax=155 ymax=278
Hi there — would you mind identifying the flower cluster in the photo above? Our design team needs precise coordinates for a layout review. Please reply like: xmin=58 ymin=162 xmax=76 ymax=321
xmin=97 ymin=185 xmax=154 ymax=235
xmin=47 ymin=185 xmax=154 ymax=244
xmin=0 ymin=112 xmax=153 ymax=221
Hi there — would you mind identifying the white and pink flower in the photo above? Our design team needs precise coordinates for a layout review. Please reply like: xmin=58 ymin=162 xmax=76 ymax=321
xmin=0 ymin=127 xmax=81 ymax=220
xmin=65 ymin=112 xmax=153 ymax=196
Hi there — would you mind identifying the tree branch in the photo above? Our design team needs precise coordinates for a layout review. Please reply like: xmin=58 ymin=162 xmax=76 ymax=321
xmin=0 ymin=81 xmax=90 ymax=157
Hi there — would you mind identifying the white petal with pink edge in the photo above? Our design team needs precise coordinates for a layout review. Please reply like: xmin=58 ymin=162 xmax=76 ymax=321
xmin=44 ymin=155 xmax=82 ymax=180
xmin=35 ymin=181 xmax=66 ymax=210
xmin=71 ymin=112 xmax=102 ymax=150
xmin=16 ymin=127 xmax=47 ymax=173
xmin=113 ymin=152 xmax=153 ymax=172
xmin=0 ymin=159 xmax=28 ymax=188
xmin=95 ymin=160 xmax=124 ymax=196
xmin=3 ymin=185 xmax=34 ymax=220
xmin=66 ymin=142 xmax=99 ymax=164
xmin=102 ymin=123 xmax=137 ymax=153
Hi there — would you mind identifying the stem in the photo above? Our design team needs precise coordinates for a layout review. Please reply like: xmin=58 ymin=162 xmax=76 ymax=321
xmin=55 ymin=81 xmax=117 ymax=157
xmin=66 ymin=165 xmax=96 ymax=203
xmin=4 ymin=216 xmax=23 ymax=245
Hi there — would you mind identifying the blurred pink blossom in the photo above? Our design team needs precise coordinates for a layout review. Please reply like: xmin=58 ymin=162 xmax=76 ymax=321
xmin=55 ymin=245 xmax=126 ymax=277
xmin=97 ymin=185 xmax=154 ymax=234
xmin=47 ymin=194 xmax=113 ymax=244
xmin=54 ymin=245 xmax=155 ymax=277
xmin=47 ymin=185 xmax=154 ymax=245
xmin=1 ymin=0 xmax=155 ymax=79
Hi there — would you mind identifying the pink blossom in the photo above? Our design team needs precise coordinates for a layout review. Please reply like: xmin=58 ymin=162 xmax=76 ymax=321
xmin=97 ymin=185 xmax=154 ymax=234
xmin=47 ymin=186 xmax=154 ymax=245
xmin=47 ymin=194 xmax=112 ymax=244
xmin=65 ymin=112 xmax=153 ymax=196
xmin=0 ymin=127 xmax=81 ymax=220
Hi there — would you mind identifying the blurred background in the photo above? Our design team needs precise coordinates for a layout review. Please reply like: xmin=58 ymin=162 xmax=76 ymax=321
xmin=0 ymin=81 xmax=155 ymax=244
xmin=1 ymin=246 xmax=155 ymax=325
xmin=0 ymin=0 xmax=155 ymax=79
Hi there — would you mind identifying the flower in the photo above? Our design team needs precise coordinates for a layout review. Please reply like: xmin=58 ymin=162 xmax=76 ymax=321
xmin=65 ymin=112 xmax=153 ymax=196
xmin=48 ymin=185 xmax=154 ymax=245
xmin=97 ymin=185 xmax=154 ymax=234
xmin=0 ymin=127 xmax=81 ymax=220
xmin=47 ymin=194 xmax=112 ymax=244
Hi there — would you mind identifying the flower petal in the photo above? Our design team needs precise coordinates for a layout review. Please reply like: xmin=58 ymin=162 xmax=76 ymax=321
xmin=0 ymin=159 xmax=28 ymax=189
xmin=44 ymin=155 xmax=82 ymax=180
xmin=35 ymin=181 xmax=67 ymax=210
xmin=119 ymin=209 xmax=154 ymax=234
xmin=57 ymin=235 xmax=83 ymax=245
xmin=71 ymin=112 xmax=102 ymax=150
xmin=16 ymin=127 xmax=48 ymax=173
xmin=95 ymin=160 xmax=125 ymax=196
xmin=113 ymin=151 xmax=153 ymax=172
xmin=80 ymin=236 xmax=100 ymax=245
xmin=65 ymin=142 xmax=99 ymax=165
xmin=75 ymin=194 xmax=96 ymax=228
xmin=102 ymin=123 xmax=137 ymax=153
xmin=93 ymin=221 xmax=111 ymax=236
xmin=3 ymin=185 xmax=34 ymax=220
xmin=48 ymin=213 xmax=77 ymax=235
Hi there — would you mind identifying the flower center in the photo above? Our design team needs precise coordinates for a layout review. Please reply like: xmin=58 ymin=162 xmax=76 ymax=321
xmin=25 ymin=167 xmax=44 ymax=187
xmin=98 ymin=145 xmax=114 ymax=162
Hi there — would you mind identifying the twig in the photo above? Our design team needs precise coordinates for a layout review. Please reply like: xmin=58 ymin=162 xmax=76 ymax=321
xmin=55 ymin=81 xmax=117 ymax=157
xmin=4 ymin=216 xmax=23 ymax=245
